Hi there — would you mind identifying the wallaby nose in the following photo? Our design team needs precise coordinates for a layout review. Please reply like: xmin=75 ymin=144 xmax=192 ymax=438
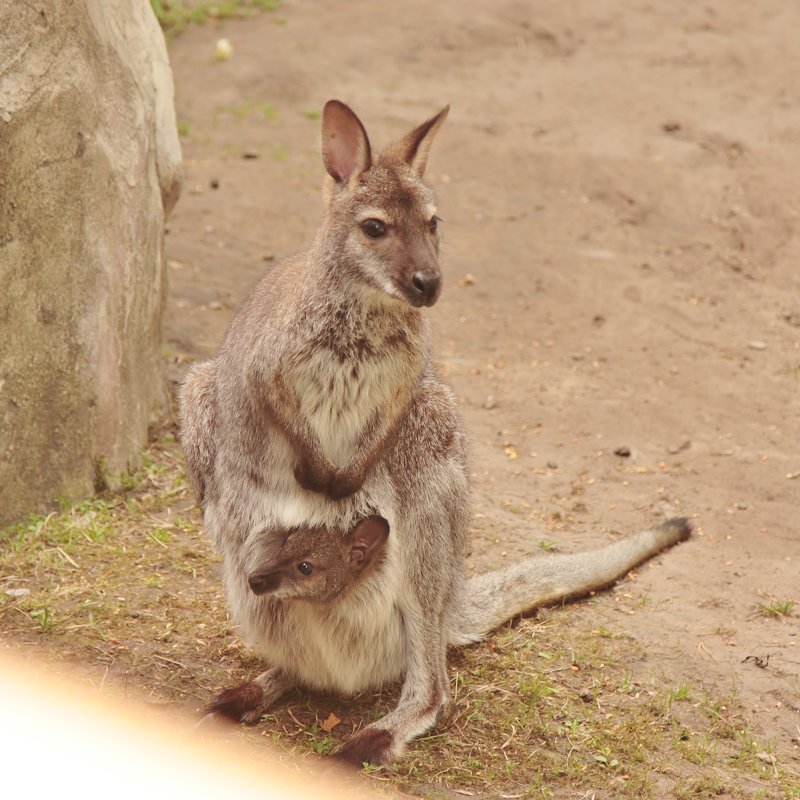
xmin=411 ymin=270 xmax=441 ymax=306
xmin=248 ymin=571 xmax=281 ymax=595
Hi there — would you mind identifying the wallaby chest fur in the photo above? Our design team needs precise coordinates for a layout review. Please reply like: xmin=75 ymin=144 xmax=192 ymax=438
xmin=224 ymin=256 xmax=426 ymax=467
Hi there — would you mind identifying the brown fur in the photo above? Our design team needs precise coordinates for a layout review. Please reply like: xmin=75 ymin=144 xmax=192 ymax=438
xmin=207 ymin=681 xmax=265 ymax=723
xmin=335 ymin=728 xmax=395 ymax=768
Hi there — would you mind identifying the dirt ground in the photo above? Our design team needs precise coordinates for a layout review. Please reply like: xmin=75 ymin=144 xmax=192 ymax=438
xmin=163 ymin=0 xmax=799 ymax=765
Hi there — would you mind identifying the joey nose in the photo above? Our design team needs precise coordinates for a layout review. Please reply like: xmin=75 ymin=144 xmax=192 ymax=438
xmin=411 ymin=270 xmax=441 ymax=306
xmin=248 ymin=571 xmax=281 ymax=595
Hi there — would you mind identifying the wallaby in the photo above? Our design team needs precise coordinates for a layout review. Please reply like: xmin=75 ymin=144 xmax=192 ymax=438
xmin=179 ymin=100 xmax=691 ymax=766
xmin=207 ymin=513 xmax=690 ymax=725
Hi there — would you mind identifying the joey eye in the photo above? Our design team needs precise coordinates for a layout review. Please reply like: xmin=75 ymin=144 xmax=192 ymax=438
xmin=429 ymin=215 xmax=441 ymax=234
xmin=361 ymin=219 xmax=387 ymax=239
xmin=297 ymin=562 xmax=314 ymax=576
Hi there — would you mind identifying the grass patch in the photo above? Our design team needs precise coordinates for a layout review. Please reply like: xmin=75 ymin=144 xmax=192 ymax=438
xmin=212 ymin=100 xmax=281 ymax=126
xmin=756 ymin=598 xmax=796 ymax=618
xmin=2 ymin=430 xmax=798 ymax=798
xmin=150 ymin=0 xmax=281 ymax=35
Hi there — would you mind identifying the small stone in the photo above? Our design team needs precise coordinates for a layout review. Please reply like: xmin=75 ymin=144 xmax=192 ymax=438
xmin=614 ymin=446 xmax=631 ymax=458
xmin=483 ymin=395 xmax=497 ymax=410
xmin=208 ymin=301 xmax=222 ymax=311
xmin=662 ymin=121 xmax=681 ymax=133
xmin=214 ymin=38 xmax=233 ymax=61
xmin=668 ymin=440 xmax=691 ymax=455
xmin=783 ymin=311 xmax=800 ymax=327
xmin=210 ymin=178 xmax=220 ymax=190
xmin=457 ymin=273 xmax=476 ymax=287
xmin=747 ymin=340 xmax=767 ymax=350
xmin=243 ymin=149 xmax=260 ymax=160
xmin=547 ymin=461 xmax=558 ymax=470
xmin=5 ymin=588 xmax=31 ymax=597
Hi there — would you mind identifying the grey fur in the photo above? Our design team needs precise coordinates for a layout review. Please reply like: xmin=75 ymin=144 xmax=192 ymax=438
xmin=179 ymin=101 xmax=690 ymax=765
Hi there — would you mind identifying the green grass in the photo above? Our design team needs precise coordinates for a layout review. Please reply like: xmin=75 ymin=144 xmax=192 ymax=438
xmin=150 ymin=0 xmax=281 ymax=36
xmin=2 ymin=433 xmax=798 ymax=798
xmin=756 ymin=598 xmax=796 ymax=618
xmin=212 ymin=101 xmax=281 ymax=126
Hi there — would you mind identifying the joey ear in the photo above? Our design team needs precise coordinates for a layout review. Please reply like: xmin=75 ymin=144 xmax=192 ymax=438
xmin=384 ymin=105 xmax=450 ymax=176
xmin=321 ymin=100 xmax=372 ymax=186
xmin=348 ymin=515 xmax=390 ymax=567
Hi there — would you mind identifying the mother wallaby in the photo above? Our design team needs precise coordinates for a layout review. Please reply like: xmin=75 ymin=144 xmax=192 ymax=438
xmin=180 ymin=101 xmax=689 ymax=766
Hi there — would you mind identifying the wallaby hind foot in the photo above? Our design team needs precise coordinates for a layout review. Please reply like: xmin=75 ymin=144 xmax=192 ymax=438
xmin=206 ymin=668 xmax=293 ymax=725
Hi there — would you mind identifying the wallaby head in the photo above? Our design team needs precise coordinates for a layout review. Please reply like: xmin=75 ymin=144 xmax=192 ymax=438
xmin=245 ymin=515 xmax=390 ymax=604
xmin=319 ymin=100 xmax=449 ymax=308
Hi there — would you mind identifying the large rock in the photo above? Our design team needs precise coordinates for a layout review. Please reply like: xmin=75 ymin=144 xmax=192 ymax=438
xmin=0 ymin=1 xmax=182 ymax=525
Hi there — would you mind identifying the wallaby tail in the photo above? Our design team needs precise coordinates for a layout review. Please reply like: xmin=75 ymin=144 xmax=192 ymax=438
xmin=448 ymin=517 xmax=691 ymax=646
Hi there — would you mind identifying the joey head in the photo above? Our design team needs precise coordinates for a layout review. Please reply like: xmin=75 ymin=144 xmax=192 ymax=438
xmin=245 ymin=515 xmax=389 ymax=604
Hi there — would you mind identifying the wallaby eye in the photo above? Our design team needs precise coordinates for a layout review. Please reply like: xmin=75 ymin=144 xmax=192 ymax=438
xmin=361 ymin=219 xmax=387 ymax=239
xmin=297 ymin=562 xmax=314 ymax=576
xmin=429 ymin=215 xmax=441 ymax=234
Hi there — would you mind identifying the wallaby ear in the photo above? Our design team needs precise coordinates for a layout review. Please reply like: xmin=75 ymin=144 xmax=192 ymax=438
xmin=321 ymin=100 xmax=372 ymax=186
xmin=385 ymin=105 xmax=450 ymax=176
xmin=348 ymin=515 xmax=390 ymax=567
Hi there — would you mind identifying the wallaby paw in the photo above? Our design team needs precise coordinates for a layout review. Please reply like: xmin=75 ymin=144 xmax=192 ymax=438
xmin=293 ymin=459 xmax=333 ymax=494
xmin=334 ymin=728 xmax=395 ymax=767
xmin=327 ymin=468 xmax=364 ymax=500
xmin=206 ymin=681 xmax=266 ymax=724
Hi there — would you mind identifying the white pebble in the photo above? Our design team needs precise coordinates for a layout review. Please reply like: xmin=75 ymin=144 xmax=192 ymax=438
xmin=214 ymin=38 xmax=233 ymax=61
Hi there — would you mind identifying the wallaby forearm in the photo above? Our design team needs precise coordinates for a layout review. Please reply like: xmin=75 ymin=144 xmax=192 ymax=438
xmin=329 ymin=397 xmax=412 ymax=499
xmin=251 ymin=363 xmax=414 ymax=499
xmin=248 ymin=369 xmax=337 ymax=493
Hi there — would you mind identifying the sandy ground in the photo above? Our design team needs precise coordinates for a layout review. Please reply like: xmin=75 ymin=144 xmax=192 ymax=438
xmin=163 ymin=0 xmax=800 ymax=770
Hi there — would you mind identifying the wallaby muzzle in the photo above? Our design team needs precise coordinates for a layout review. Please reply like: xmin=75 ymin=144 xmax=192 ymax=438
xmin=410 ymin=270 xmax=441 ymax=306
xmin=248 ymin=570 xmax=282 ymax=595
